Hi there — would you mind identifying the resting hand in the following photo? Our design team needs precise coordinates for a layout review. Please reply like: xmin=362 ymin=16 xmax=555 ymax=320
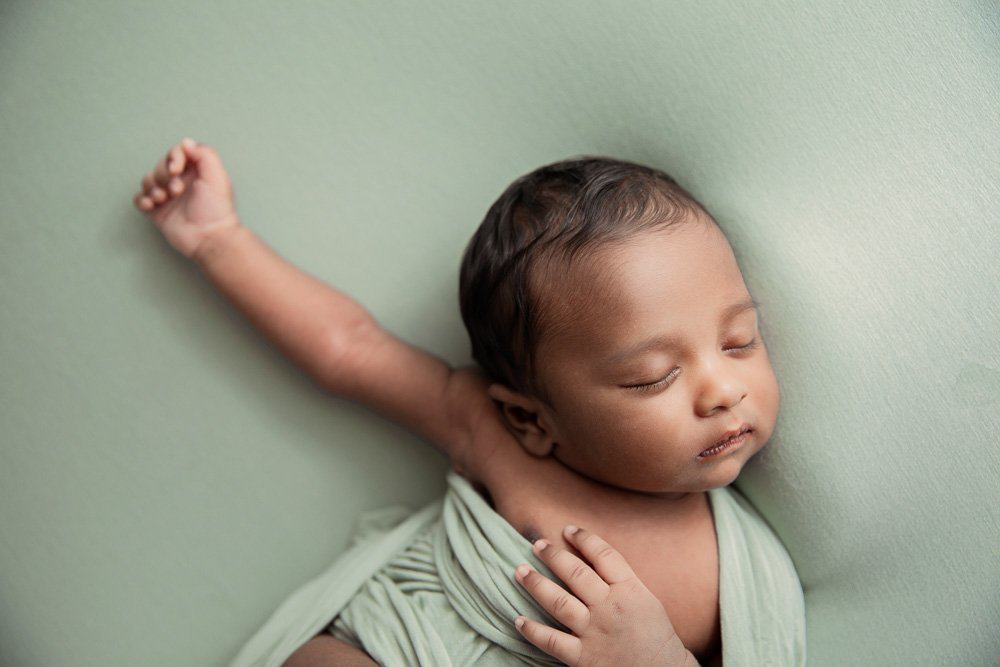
xmin=133 ymin=137 xmax=240 ymax=259
xmin=513 ymin=525 xmax=699 ymax=666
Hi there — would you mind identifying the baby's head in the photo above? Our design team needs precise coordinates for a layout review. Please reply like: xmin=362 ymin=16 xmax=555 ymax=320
xmin=459 ymin=156 xmax=779 ymax=496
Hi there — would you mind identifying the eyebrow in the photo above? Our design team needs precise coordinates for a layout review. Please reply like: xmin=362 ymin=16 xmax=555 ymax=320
xmin=603 ymin=298 xmax=760 ymax=365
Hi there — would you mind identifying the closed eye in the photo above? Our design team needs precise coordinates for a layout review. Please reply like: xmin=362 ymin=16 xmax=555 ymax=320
xmin=623 ymin=337 xmax=759 ymax=394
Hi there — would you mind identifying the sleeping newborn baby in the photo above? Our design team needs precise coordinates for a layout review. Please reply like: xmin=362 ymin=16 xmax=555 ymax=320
xmin=134 ymin=139 xmax=805 ymax=666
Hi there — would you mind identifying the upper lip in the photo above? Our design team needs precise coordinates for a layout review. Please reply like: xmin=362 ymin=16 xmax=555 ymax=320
xmin=704 ymin=423 xmax=752 ymax=452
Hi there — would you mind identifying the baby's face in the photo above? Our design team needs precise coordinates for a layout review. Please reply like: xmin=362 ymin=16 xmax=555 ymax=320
xmin=533 ymin=220 xmax=780 ymax=495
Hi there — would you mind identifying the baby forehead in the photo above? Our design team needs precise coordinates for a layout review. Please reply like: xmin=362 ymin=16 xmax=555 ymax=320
xmin=534 ymin=271 xmax=638 ymax=353
xmin=539 ymin=226 xmax=739 ymax=307
xmin=533 ymin=226 xmax=741 ymax=337
xmin=536 ymin=268 xmax=744 ymax=355
xmin=534 ymin=257 xmax=623 ymax=322
xmin=536 ymin=250 xmax=669 ymax=322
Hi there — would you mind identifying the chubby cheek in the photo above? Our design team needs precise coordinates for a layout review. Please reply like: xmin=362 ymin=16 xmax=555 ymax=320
xmin=575 ymin=400 xmax=688 ymax=483
xmin=750 ymin=362 xmax=781 ymax=452
xmin=622 ymin=435 xmax=688 ymax=481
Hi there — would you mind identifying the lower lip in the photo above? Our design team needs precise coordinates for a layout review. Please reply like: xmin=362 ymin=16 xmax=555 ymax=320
xmin=698 ymin=430 xmax=751 ymax=460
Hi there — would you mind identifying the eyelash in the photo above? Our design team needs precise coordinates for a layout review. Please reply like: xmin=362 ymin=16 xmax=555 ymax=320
xmin=625 ymin=337 xmax=759 ymax=394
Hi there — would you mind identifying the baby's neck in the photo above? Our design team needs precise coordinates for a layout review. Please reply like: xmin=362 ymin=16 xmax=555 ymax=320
xmin=475 ymin=441 xmax=703 ymax=520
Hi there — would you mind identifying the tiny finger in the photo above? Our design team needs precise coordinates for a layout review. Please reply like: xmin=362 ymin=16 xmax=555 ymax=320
xmin=564 ymin=526 xmax=637 ymax=585
xmin=134 ymin=193 xmax=153 ymax=211
xmin=168 ymin=176 xmax=184 ymax=195
xmin=150 ymin=186 xmax=167 ymax=203
xmin=515 ymin=562 xmax=590 ymax=634
xmin=514 ymin=615 xmax=581 ymax=665
xmin=167 ymin=145 xmax=184 ymax=175
xmin=154 ymin=156 xmax=172 ymax=187
xmin=533 ymin=537 xmax=609 ymax=607
xmin=142 ymin=173 xmax=156 ymax=195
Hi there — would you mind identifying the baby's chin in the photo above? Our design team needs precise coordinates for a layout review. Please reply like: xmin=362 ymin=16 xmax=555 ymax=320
xmin=592 ymin=470 xmax=721 ymax=499
xmin=551 ymin=441 xmax=759 ymax=498
xmin=697 ymin=435 xmax=775 ymax=490
xmin=625 ymin=449 xmax=757 ymax=495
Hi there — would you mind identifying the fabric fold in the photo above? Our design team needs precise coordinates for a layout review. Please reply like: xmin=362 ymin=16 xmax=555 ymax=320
xmin=231 ymin=471 xmax=806 ymax=666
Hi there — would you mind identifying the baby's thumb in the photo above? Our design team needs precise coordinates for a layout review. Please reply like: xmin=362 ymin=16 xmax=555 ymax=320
xmin=181 ymin=138 xmax=230 ymax=191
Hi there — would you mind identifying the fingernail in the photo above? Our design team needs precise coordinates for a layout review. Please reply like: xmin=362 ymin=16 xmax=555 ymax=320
xmin=515 ymin=616 xmax=525 ymax=629
xmin=564 ymin=525 xmax=579 ymax=536
xmin=515 ymin=564 xmax=530 ymax=579
xmin=182 ymin=137 xmax=195 ymax=147
xmin=532 ymin=539 xmax=548 ymax=554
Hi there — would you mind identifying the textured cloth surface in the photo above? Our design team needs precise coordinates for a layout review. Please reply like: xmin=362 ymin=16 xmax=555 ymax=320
xmin=2 ymin=3 xmax=994 ymax=666
xmin=231 ymin=471 xmax=806 ymax=666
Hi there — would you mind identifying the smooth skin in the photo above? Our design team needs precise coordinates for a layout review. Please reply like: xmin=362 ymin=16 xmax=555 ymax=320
xmin=133 ymin=139 xmax=701 ymax=666
xmin=515 ymin=523 xmax=698 ymax=666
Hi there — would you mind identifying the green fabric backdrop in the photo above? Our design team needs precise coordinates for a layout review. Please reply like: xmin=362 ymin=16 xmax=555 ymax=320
xmin=1 ymin=1 xmax=995 ymax=665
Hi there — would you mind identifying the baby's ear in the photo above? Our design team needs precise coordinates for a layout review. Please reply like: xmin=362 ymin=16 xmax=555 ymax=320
xmin=486 ymin=383 xmax=555 ymax=456
xmin=485 ymin=383 xmax=535 ymax=425
xmin=485 ymin=382 xmax=513 ymax=404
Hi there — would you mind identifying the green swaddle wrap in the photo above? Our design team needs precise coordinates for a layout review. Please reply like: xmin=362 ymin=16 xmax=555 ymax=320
xmin=232 ymin=471 xmax=806 ymax=666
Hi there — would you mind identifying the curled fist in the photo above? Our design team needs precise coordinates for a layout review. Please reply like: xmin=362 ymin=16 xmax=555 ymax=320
xmin=133 ymin=138 xmax=240 ymax=259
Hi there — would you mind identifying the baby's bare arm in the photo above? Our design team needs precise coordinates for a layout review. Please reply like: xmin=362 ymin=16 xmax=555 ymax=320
xmin=134 ymin=138 xmax=370 ymax=392
xmin=195 ymin=224 xmax=485 ymax=467
xmin=135 ymin=139 xmax=484 ymax=470
xmin=193 ymin=223 xmax=375 ymax=386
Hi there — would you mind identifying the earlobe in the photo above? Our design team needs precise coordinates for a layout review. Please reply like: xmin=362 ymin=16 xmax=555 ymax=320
xmin=486 ymin=382 xmax=556 ymax=456
xmin=521 ymin=431 xmax=555 ymax=457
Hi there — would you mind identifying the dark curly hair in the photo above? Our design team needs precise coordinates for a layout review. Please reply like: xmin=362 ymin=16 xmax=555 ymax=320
xmin=458 ymin=155 xmax=714 ymax=407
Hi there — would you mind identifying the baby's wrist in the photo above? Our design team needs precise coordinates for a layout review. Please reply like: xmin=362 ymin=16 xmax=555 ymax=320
xmin=651 ymin=633 xmax=700 ymax=666
xmin=680 ymin=649 xmax=701 ymax=666
xmin=191 ymin=216 xmax=244 ymax=264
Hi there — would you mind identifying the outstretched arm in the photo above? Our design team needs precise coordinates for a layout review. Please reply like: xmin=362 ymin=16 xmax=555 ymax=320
xmin=322 ymin=319 xmax=488 ymax=465
xmin=135 ymin=138 xmax=482 ymax=472
xmin=194 ymin=222 xmax=483 ymax=468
